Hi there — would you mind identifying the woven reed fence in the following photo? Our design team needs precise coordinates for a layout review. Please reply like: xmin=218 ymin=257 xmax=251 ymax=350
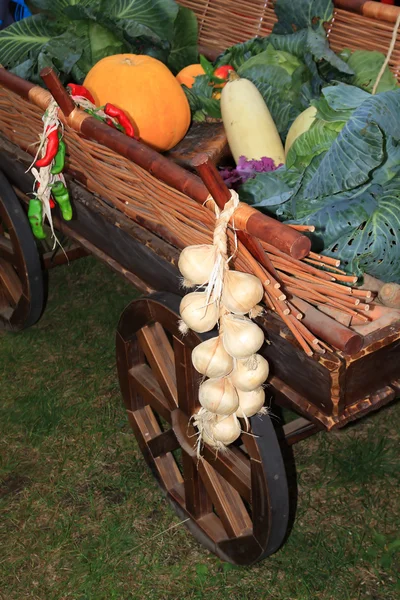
xmin=181 ymin=0 xmax=400 ymax=78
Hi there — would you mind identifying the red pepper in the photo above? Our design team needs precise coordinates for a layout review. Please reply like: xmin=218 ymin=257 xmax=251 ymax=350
xmin=36 ymin=129 xmax=59 ymax=168
xmin=105 ymin=117 xmax=117 ymax=129
xmin=213 ymin=65 xmax=236 ymax=89
xmin=67 ymin=83 xmax=96 ymax=104
xmin=214 ymin=65 xmax=235 ymax=80
xmin=104 ymin=103 xmax=137 ymax=138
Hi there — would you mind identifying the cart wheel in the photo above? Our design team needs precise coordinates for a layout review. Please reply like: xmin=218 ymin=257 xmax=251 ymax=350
xmin=116 ymin=292 xmax=289 ymax=565
xmin=0 ymin=169 xmax=44 ymax=331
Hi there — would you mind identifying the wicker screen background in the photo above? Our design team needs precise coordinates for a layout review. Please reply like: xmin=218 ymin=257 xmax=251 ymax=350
xmin=178 ymin=1 xmax=400 ymax=78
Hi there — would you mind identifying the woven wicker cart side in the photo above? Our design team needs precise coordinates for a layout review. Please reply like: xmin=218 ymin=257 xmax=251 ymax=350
xmin=180 ymin=0 xmax=400 ymax=79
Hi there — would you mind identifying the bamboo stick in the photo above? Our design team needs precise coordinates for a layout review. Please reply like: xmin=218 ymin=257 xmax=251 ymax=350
xmin=308 ymin=252 xmax=341 ymax=267
xmin=288 ymin=224 xmax=316 ymax=232
xmin=303 ymin=258 xmax=348 ymax=275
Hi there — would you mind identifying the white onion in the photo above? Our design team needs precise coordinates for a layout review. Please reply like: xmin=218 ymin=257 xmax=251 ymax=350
xmin=192 ymin=336 xmax=233 ymax=378
xmin=222 ymin=314 xmax=264 ymax=359
xmin=230 ymin=354 xmax=269 ymax=391
xmin=222 ymin=271 xmax=263 ymax=315
xmin=205 ymin=414 xmax=241 ymax=445
xmin=180 ymin=292 xmax=219 ymax=333
xmin=178 ymin=244 xmax=217 ymax=286
xmin=236 ymin=387 xmax=265 ymax=418
xmin=199 ymin=377 xmax=239 ymax=415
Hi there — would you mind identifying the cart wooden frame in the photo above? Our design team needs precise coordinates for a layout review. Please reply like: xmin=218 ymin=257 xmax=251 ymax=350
xmin=1 ymin=0 xmax=400 ymax=566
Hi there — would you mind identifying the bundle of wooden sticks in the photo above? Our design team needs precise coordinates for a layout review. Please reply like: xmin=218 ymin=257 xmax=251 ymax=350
xmin=260 ymin=237 xmax=373 ymax=356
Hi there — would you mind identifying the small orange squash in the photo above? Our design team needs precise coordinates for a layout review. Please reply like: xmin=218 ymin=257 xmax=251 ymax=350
xmin=176 ymin=64 xmax=205 ymax=89
xmin=84 ymin=54 xmax=191 ymax=152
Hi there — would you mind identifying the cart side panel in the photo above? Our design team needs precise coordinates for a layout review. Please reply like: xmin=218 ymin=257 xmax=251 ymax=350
xmin=0 ymin=141 xmax=182 ymax=296
xmin=260 ymin=316 xmax=343 ymax=417
xmin=344 ymin=326 xmax=400 ymax=405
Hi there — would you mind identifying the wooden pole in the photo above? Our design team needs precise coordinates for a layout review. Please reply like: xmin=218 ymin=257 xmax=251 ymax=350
xmin=192 ymin=154 xmax=311 ymax=259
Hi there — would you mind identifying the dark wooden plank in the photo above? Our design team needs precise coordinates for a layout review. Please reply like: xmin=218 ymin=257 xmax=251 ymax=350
xmin=147 ymin=429 xmax=180 ymax=458
xmin=198 ymin=461 xmax=252 ymax=538
xmin=282 ymin=417 xmax=321 ymax=445
xmin=173 ymin=335 xmax=200 ymax=417
xmin=168 ymin=483 xmax=228 ymax=544
xmin=0 ymin=237 xmax=15 ymax=263
xmin=129 ymin=406 xmax=183 ymax=491
xmin=42 ymin=244 xmax=88 ymax=269
xmin=344 ymin=333 xmax=400 ymax=407
xmin=128 ymin=363 xmax=172 ymax=423
xmin=137 ymin=323 xmax=178 ymax=410
xmin=261 ymin=315 xmax=344 ymax=417
xmin=165 ymin=122 xmax=228 ymax=170
xmin=202 ymin=445 xmax=252 ymax=503
xmin=182 ymin=451 xmax=213 ymax=519
xmin=0 ymin=259 xmax=21 ymax=305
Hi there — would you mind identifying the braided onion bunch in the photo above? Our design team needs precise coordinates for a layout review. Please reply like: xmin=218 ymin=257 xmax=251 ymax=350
xmin=178 ymin=191 xmax=269 ymax=452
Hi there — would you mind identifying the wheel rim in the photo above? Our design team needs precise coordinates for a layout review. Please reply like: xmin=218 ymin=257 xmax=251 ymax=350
xmin=0 ymin=169 xmax=44 ymax=331
xmin=116 ymin=292 xmax=289 ymax=565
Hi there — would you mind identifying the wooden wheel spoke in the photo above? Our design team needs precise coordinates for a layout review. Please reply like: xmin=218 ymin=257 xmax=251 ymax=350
xmin=147 ymin=429 xmax=180 ymax=458
xmin=198 ymin=460 xmax=252 ymax=539
xmin=173 ymin=335 xmax=200 ymax=416
xmin=182 ymin=451 xmax=213 ymax=518
xmin=128 ymin=405 xmax=183 ymax=491
xmin=0 ymin=259 xmax=22 ymax=305
xmin=129 ymin=363 xmax=173 ymax=423
xmin=202 ymin=444 xmax=252 ymax=503
xmin=0 ymin=236 xmax=16 ymax=264
xmin=137 ymin=323 xmax=178 ymax=410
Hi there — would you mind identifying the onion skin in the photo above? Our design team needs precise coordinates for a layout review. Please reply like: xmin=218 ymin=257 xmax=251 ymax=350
xmin=222 ymin=271 xmax=264 ymax=315
xmin=236 ymin=387 xmax=265 ymax=418
xmin=199 ymin=377 xmax=239 ymax=415
xmin=222 ymin=314 xmax=265 ymax=359
xmin=180 ymin=292 xmax=219 ymax=333
xmin=178 ymin=244 xmax=216 ymax=286
xmin=230 ymin=354 xmax=269 ymax=391
xmin=206 ymin=414 xmax=241 ymax=445
xmin=192 ymin=337 xmax=233 ymax=378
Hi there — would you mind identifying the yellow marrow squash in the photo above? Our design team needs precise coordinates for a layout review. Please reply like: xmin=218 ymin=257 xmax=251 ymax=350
xmin=284 ymin=106 xmax=317 ymax=156
xmin=220 ymin=73 xmax=285 ymax=166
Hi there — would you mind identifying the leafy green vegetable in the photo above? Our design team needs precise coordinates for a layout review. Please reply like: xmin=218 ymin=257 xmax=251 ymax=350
xmin=215 ymin=37 xmax=270 ymax=71
xmin=183 ymin=75 xmax=221 ymax=121
xmin=273 ymin=0 xmax=334 ymax=34
xmin=342 ymin=49 xmax=398 ymax=94
xmin=0 ymin=0 xmax=198 ymax=84
xmin=242 ymin=85 xmax=400 ymax=281
xmin=0 ymin=14 xmax=63 ymax=68
xmin=168 ymin=6 xmax=198 ymax=74
xmin=285 ymin=120 xmax=339 ymax=169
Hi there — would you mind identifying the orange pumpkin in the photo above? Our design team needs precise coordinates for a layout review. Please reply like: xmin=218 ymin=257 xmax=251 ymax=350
xmin=84 ymin=54 xmax=191 ymax=152
xmin=176 ymin=64 xmax=205 ymax=89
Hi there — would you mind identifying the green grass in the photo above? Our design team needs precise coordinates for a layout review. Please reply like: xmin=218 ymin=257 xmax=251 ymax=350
xmin=1 ymin=257 xmax=399 ymax=600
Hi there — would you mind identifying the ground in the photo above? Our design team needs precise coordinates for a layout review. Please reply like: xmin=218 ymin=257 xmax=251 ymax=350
xmin=0 ymin=257 xmax=399 ymax=600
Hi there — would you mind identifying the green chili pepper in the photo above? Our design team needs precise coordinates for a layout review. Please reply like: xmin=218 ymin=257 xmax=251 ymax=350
xmin=50 ymin=135 xmax=66 ymax=175
xmin=51 ymin=181 xmax=73 ymax=221
xmin=28 ymin=198 xmax=46 ymax=239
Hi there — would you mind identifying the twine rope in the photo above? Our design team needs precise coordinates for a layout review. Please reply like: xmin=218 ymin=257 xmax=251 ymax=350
xmin=205 ymin=190 xmax=240 ymax=306
xmin=372 ymin=12 xmax=400 ymax=94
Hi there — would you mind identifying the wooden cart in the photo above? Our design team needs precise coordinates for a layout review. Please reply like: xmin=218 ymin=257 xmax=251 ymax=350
xmin=1 ymin=0 xmax=400 ymax=566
